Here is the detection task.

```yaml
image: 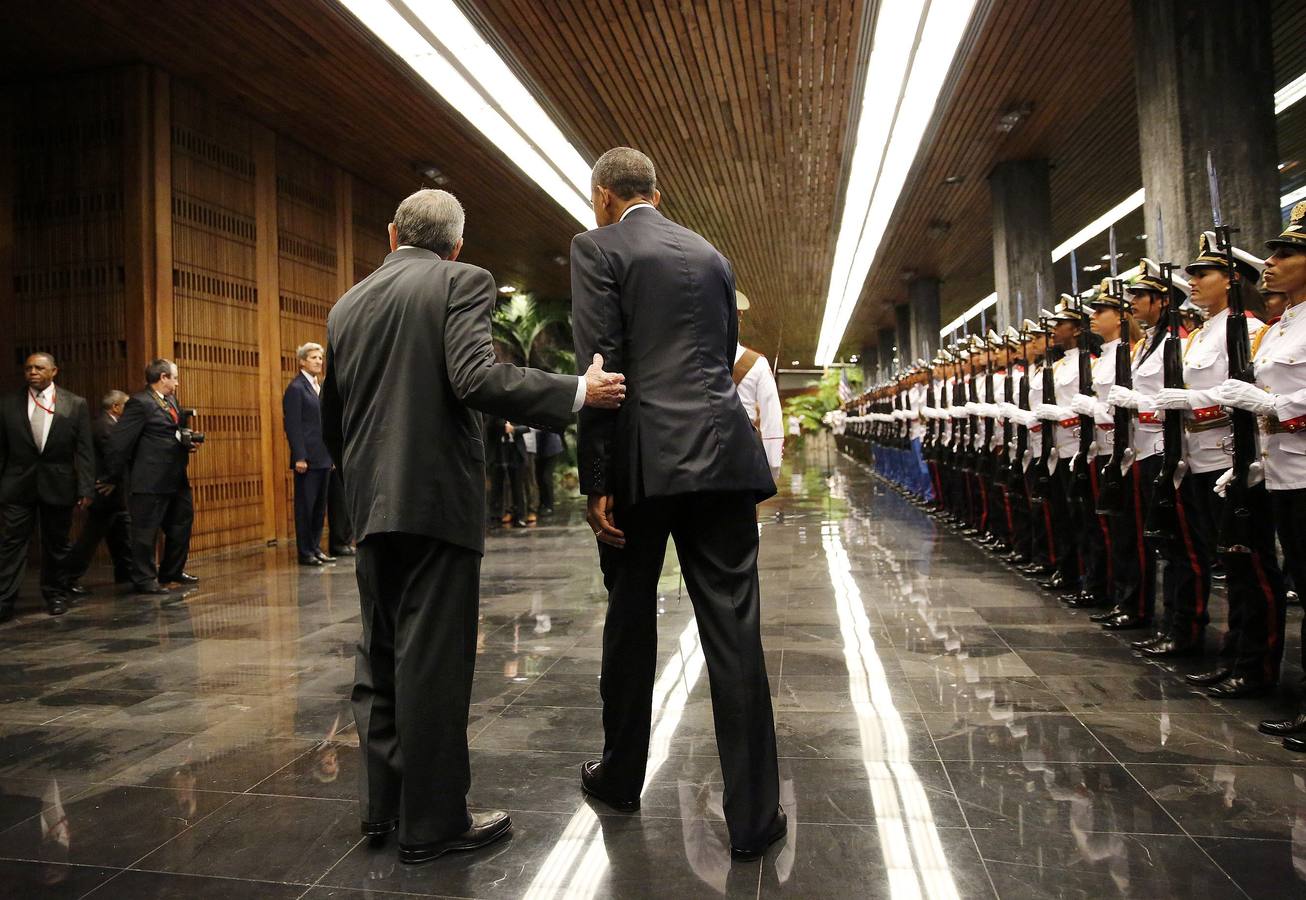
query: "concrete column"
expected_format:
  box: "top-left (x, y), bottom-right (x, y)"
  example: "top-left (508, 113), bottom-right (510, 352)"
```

top-left (1132, 0), bottom-right (1278, 264)
top-left (908, 277), bottom-right (941, 362)
top-left (862, 345), bottom-right (878, 386)
top-left (894, 304), bottom-right (911, 369)
top-left (991, 159), bottom-right (1055, 330)
top-left (877, 327), bottom-right (895, 381)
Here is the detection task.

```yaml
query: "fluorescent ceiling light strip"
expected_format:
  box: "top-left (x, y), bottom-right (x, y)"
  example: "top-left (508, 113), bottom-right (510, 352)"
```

top-left (1283, 183), bottom-right (1306, 208)
top-left (339, 0), bottom-right (592, 226)
top-left (1050, 189), bottom-right (1145, 261)
top-left (1276, 70), bottom-right (1306, 115)
top-left (816, 0), bottom-right (979, 366)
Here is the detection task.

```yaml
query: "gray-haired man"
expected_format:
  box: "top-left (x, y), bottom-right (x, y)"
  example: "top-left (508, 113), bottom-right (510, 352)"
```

top-left (284, 341), bottom-right (334, 566)
top-left (322, 188), bottom-right (625, 864)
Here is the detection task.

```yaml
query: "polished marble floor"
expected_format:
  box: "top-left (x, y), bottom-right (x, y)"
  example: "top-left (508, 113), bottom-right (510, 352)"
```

top-left (2, 439), bottom-right (1305, 898)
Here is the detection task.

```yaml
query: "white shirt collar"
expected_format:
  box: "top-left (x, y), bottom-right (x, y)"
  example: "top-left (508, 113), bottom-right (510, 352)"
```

top-left (620, 202), bottom-right (655, 222)
top-left (1101, 338), bottom-right (1120, 352)
top-left (301, 368), bottom-right (318, 384)
top-left (30, 384), bottom-right (52, 400)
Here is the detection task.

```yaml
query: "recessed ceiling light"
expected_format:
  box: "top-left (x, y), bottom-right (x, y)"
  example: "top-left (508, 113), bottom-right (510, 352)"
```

top-left (498, 285), bottom-right (516, 294)
top-left (791, 360), bottom-right (800, 366)
top-left (942, 174), bottom-right (963, 185)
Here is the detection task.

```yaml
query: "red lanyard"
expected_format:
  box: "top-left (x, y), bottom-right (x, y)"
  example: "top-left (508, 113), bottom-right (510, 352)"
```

top-left (30, 387), bottom-right (55, 415)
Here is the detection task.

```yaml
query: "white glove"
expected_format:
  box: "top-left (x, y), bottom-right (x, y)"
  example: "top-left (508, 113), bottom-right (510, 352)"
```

top-left (997, 402), bottom-right (1016, 420)
top-left (1153, 388), bottom-right (1196, 411)
top-left (1070, 395), bottom-right (1097, 417)
top-left (1093, 402), bottom-right (1113, 425)
top-left (1214, 468), bottom-right (1233, 498)
top-left (964, 402), bottom-right (980, 416)
top-left (949, 408), bottom-right (966, 420)
top-left (1034, 404), bottom-right (1067, 421)
top-left (1215, 379), bottom-right (1276, 416)
top-left (1015, 409), bottom-right (1038, 428)
top-left (1108, 385), bottom-right (1142, 409)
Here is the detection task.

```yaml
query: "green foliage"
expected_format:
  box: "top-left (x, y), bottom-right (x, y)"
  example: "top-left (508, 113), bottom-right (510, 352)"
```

top-left (782, 366), bottom-right (862, 433)
top-left (491, 293), bottom-right (573, 372)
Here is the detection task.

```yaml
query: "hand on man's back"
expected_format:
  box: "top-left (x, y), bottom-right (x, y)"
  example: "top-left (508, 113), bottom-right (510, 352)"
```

top-left (584, 354), bottom-right (626, 409)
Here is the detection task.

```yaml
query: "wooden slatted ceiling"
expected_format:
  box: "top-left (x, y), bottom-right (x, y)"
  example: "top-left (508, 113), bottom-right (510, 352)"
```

top-left (456, 0), bottom-right (875, 365)
top-left (846, 0), bottom-right (1138, 345)
top-left (0, 0), bottom-right (579, 298)
top-left (852, 0), bottom-right (1306, 346)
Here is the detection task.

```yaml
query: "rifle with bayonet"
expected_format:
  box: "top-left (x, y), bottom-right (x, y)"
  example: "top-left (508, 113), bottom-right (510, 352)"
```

top-left (1031, 318), bottom-right (1057, 503)
top-left (1206, 154), bottom-right (1259, 554)
top-left (1072, 297), bottom-right (1096, 505)
top-left (1009, 327), bottom-right (1032, 493)
top-left (1143, 263), bottom-right (1186, 542)
top-left (1096, 278), bottom-right (1134, 516)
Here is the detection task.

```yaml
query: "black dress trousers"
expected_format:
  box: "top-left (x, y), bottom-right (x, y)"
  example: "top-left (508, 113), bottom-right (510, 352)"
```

top-left (1110, 457), bottom-right (1157, 621)
top-left (127, 487), bottom-right (193, 588)
top-left (596, 490), bottom-right (779, 850)
top-left (293, 467), bottom-right (330, 559)
top-left (1225, 483), bottom-right (1288, 682)
top-left (327, 468), bottom-right (354, 552)
top-left (0, 502), bottom-right (74, 608)
top-left (68, 490), bottom-right (133, 583)
top-left (351, 532), bottom-right (480, 845)
top-left (1272, 489), bottom-right (1306, 670)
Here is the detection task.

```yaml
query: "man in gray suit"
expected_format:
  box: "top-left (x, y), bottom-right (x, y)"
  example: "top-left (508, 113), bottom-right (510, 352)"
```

top-left (571, 148), bottom-right (784, 859)
top-left (322, 189), bottom-right (624, 865)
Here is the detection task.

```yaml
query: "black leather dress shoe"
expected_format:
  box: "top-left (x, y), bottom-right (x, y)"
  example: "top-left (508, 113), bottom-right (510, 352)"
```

top-left (731, 807), bottom-right (788, 860)
top-left (1039, 573), bottom-right (1067, 591)
top-left (1019, 564), bottom-right (1053, 576)
top-left (68, 584), bottom-right (90, 597)
top-left (1285, 736), bottom-right (1306, 752)
top-left (580, 760), bottom-right (640, 811)
top-left (398, 810), bottom-right (511, 865)
top-left (1185, 667), bottom-right (1233, 687)
top-left (1063, 592), bottom-right (1101, 609)
top-left (330, 546), bottom-right (356, 557)
top-left (1258, 712), bottom-right (1306, 736)
top-left (1206, 674), bottom-right (1272, 699)
top-left (988, 542), bottom-right (1011, 554)
top-left (315, 551), bottom-right (336, 563)
top-left (1130, 632), bottom-right (1167, 651)
top-left (45, 598), bottom-right (68, 616)
top-left (167, 573), bottom-right (200, 585)
top-left (361, 817), bottom-right (399, 843)
top-left (1141, 637), bottom-right (1203, 658)
top-left (135, 583), bottom-right (172, 595)
top-left (1102, 614), bottom-right (1151, 631)
top-left (1089, 607), bottom-right (1124, 623)
top-left (298, 555), bottom-right (323, 567)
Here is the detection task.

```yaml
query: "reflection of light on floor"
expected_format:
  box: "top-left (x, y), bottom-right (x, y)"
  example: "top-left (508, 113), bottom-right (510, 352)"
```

top-left (522, 619), bottom-right (705, 900)
top-left (822, 523), bottom-right (960, 900)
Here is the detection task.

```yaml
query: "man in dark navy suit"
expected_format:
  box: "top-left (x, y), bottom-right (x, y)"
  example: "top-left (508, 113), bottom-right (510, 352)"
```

top-left (571, 148), bottom-right (784, 859)
top-left (107, 358), bottom-right (199, 595)
top-left (284, 342), bottom-right (336, 566)
top-left (0, 352), bottom-right (95, 620)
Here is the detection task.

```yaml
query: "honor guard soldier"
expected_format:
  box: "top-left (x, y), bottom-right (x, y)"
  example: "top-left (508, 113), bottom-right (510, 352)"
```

top-left (1217, 204), bottom-right (1306, 739)
top-left (1152, 232), bottom-right (1285, 688)
top-left (1032, 298), bottom-right (1092, 598)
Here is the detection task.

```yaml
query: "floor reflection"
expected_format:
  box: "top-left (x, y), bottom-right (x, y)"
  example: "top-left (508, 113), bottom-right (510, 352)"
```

top-left (0, 438), bottom-right (1303, 897)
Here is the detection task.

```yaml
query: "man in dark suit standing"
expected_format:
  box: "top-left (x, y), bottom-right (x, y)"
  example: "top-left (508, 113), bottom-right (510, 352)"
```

top-left (321, 188), bottom-right (625, 864)
top-left (0, 352), bottom-right (95, 620)
top-left (485, 416), bottom-right (528, 528)
top-left (284, 342), bottom-right (336, 566)
top-left (67, 389), bottom-right (134, 591)
top-left (571, 148), bottom-right (784, 859)
top-left (107, 359), bottom-right (200, 595)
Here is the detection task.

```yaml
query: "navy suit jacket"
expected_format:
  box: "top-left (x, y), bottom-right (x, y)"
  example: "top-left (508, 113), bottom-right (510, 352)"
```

top-left (571, 206), bottom-right (774, 505)
top-left (283, 373), bottom-right (332, 470)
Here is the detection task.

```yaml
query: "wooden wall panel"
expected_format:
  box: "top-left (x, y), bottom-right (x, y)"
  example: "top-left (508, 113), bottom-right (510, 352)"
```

top-left (351, 176), bottom-right (392, 285)
top-left (170, 79), bottom-right (264, 553)
top-left (9, 72), bottom-right (128, 406)
top-left (276, 139), bottom-right (339, 540)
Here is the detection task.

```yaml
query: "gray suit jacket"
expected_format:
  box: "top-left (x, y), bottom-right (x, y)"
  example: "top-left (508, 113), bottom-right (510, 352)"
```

top-left (571, 206), bottom-right (774, 505)
top-left (322, 247), bottom-right (577, 554)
